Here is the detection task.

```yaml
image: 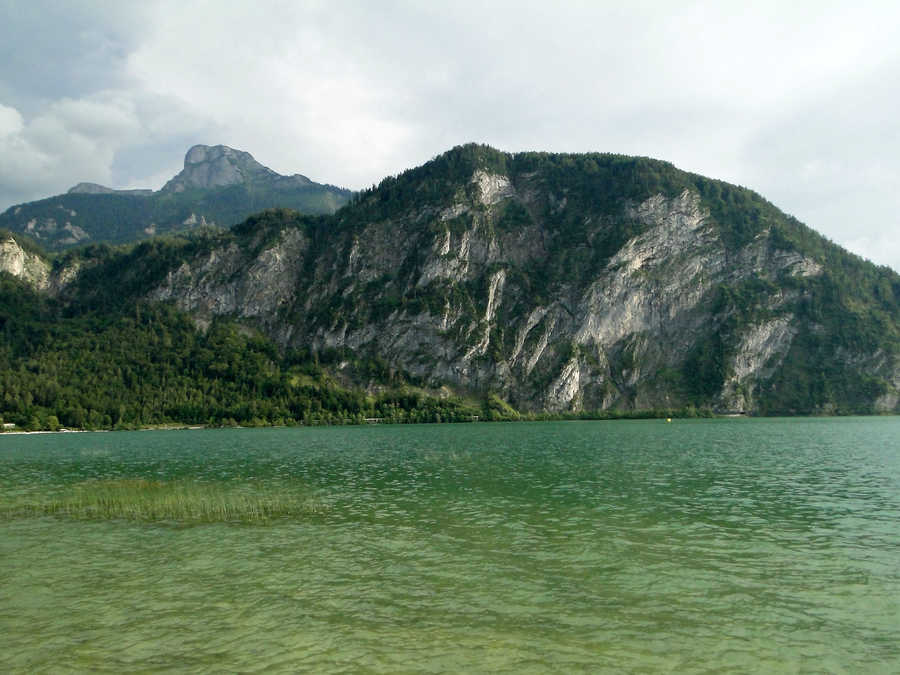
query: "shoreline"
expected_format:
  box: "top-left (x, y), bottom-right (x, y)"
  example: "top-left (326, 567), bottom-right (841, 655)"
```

top-left (1, 413), bottom-right (898, 436)
top-left (0, 424), bottom-right (207, 435)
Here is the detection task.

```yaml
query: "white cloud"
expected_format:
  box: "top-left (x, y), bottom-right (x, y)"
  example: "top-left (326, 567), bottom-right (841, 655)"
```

top-left (0, 94), bottom-right (136, 204)
top-left (122, 1), bottom-right (419, 187)
top-left (735, 56), bottom-right (900, 270)
top-left (0, 92), bottom-right (216, 206)
top-left (0, 104), bottom-right (25, 136)
top-left (843, 234), bottom-right (900, 271)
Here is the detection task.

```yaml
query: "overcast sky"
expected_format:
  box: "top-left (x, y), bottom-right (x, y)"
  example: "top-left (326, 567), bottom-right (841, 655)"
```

top-left (1, 1), bottom-right (898, 270)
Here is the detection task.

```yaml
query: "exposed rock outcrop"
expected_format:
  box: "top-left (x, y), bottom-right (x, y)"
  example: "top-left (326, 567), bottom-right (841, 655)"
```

top-left (149, 146), bottom-right (889, 414)
top-left (0, 236), bottom-right (50, 290)
top-left (161, 145), bottom-right (316, 194)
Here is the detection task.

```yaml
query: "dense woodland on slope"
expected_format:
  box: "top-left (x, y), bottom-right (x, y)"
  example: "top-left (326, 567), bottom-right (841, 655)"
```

top-left (0, 266), bottom-right (673, 431)
top-left (1, 259), bottom-right (494, 430)
top-left (1, 145), bottom-right (899, 430)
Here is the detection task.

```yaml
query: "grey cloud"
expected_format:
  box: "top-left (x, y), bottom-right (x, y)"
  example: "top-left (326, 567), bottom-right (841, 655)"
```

top-left (0, 1), bottom-right (150, 115)
top-left (740, 58), bottom-right (900, 269)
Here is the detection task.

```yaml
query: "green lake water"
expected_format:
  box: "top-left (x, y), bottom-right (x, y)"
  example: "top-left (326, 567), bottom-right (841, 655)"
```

top-left (1, 418), bottom-right (898, 673)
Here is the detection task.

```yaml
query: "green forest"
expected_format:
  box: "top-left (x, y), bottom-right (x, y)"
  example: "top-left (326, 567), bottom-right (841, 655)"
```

top-left (0, 271), bottom-right (496, 430)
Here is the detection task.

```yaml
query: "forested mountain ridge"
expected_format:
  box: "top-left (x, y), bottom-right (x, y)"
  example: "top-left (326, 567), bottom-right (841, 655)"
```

top-left (0, 145), bottom-right (352, 251)
top-left (1, 144), bottom-right (898, 430)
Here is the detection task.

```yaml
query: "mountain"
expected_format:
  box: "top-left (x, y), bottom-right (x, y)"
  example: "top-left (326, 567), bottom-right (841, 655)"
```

top-left (0, 145), bottom-right (352, 250)
top-left (1, 144), bottom-right (899, 430)
top-left (68, 183), bottom-right (154, 196)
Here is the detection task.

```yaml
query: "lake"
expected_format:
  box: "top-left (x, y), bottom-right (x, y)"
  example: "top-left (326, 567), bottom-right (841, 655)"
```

top-left (1, 418), bottom-right (898, 673)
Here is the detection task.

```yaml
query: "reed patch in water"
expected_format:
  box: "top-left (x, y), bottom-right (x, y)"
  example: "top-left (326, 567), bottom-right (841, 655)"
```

top-left (0, 479), bottom-right (326, 523)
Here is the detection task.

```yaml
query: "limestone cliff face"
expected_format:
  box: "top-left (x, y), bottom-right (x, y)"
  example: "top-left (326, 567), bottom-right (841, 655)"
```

top-left (162, 145), bottom-right (271, 193)
top-left (0, 235), bottom-right (83, 294)
top-left (148, 148), bottom-right (896, 414)
top-left (161, 145), bottom-right (314, 194)
top-left (149, 227), bottom-right (309, 338)
top-left (0, 236), bottom-right (50, 290)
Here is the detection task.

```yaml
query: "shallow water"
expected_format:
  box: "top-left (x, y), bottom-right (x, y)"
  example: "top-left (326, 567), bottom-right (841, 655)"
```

top-left (1, 418), bottom-right (899, 672)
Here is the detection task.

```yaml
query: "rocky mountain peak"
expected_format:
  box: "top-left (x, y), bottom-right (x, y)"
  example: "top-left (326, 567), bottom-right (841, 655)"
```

top-left (184, 144), bottom-right (257, 168)
top-left (161, 144), bottom-right (280, 193)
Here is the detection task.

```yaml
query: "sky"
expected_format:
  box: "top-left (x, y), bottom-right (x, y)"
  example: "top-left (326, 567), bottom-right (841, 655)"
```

top-left (1, 1), bottom-right (899, 271)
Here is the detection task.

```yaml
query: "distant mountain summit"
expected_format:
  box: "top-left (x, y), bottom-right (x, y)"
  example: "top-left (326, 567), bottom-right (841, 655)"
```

top-left (67, 183), bottom-right (154, 196)
top-left (0, 145), bottom-right (352, 250)
top-left (161, 144), bottom-right (314, 193)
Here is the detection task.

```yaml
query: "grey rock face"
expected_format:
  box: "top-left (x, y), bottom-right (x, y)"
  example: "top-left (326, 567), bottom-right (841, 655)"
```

top-left (149, 228), bottom-right (309, 337)
top-left (719, 316), bottom-right (797, 411)
top-left (0, 235), bottom-right (84, 294)
top-left (0, 236), bottom-right (50, 290)
top-left (147, 158), bottom-right (893, 414)
top-left (161, 145), bottom-right (279, 193)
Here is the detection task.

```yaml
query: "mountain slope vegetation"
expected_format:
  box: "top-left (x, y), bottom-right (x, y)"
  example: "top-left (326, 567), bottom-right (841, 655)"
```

top-left (1, 145), bottom-right (898, 430)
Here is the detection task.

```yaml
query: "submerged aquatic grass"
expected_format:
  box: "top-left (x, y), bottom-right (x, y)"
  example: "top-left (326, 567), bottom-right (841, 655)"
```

top-left (0, 478), bottom-right (326, 523)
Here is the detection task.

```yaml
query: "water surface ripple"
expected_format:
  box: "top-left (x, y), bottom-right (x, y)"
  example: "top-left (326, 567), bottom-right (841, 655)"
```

top-left (1, 418), bottom-right (898, 672)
